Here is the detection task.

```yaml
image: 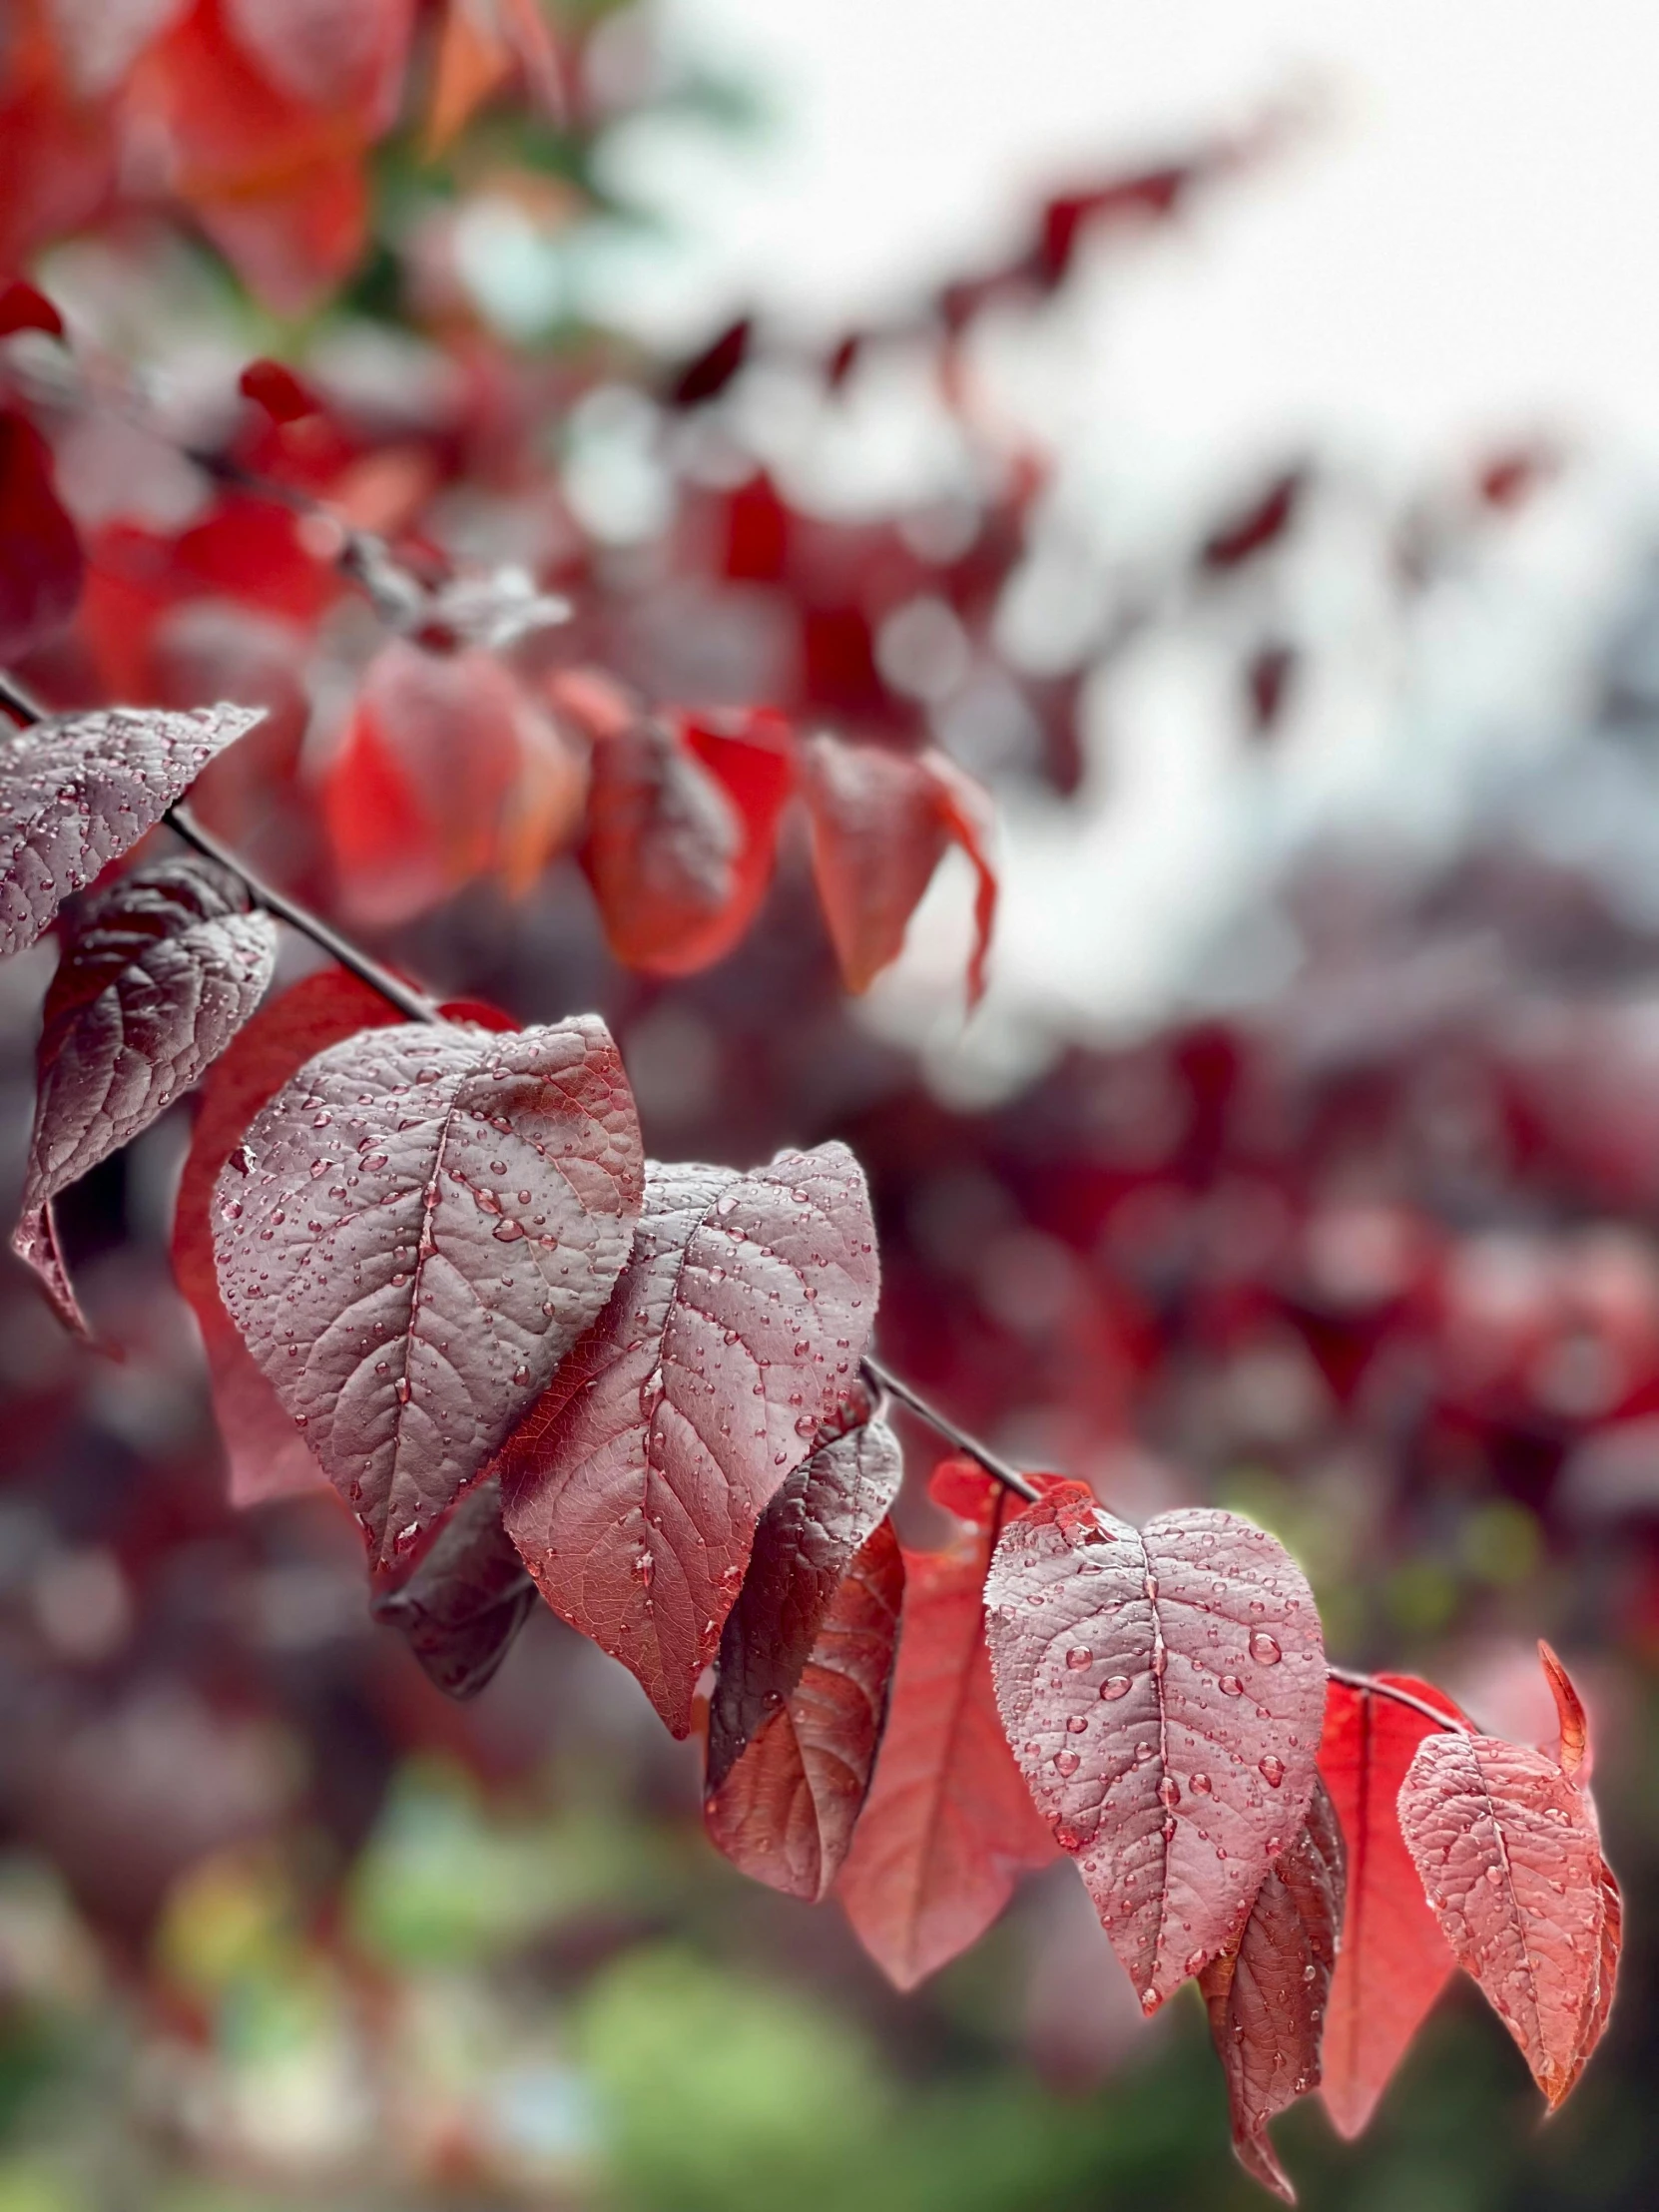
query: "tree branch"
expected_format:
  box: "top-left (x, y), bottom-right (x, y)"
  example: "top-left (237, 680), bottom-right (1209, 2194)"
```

top-left (1325, 1664), bottom-right (1469, 1734)
top-left (1, 674), bottom-right (444, 1024)
top-left (861, 1354), bottom-right (1040, 1502)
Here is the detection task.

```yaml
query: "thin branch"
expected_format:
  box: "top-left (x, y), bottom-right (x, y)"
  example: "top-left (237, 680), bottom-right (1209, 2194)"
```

top-left (861, 1354), bottom-right (1040, 1502)
top-left (1326, 1663), bottom-right (1469, 1734)
top-left (167, 805), bottom-right (445, 1026)
top-left (0, 670), bottom-right (445, 1024)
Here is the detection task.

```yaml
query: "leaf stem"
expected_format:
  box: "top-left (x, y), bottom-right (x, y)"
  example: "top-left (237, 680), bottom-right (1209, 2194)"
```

top-left (0, 670), bottom-right (444, 1025)
top-left (860, 1354), bottom-right (1040, 1502)
top-left (1326, 1664), bottom-right (1469, 1734)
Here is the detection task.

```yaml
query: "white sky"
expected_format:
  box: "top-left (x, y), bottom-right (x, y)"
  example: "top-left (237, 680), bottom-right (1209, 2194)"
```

top-left (597, 0), bottom-right (1659, 1085)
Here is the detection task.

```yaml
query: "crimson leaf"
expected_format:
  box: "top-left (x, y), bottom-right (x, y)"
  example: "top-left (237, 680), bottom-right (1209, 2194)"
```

top-left (213, 1016), bottom-right (644, 1564)
top-left (0, 704), bottom-right (263, 959)
top-left (835, 1461), bottom-right (1058, 1988)
top-left (173, 968), bottom-right (402, 1509)
top-left (12, 857), bottom-right (277, 1332)
top-left (707, 1514), bottom-right (903, 1903)
top-left (369, 1473), bottom-right (538, 1700)
top-left (1317, 1673), bottom-right (1464, 2139)
top-left (498, 1144), bottom-right (880, 1737)
top-left (1396, 1646), bottom-right (1621, 2108)
top-left (704, 1407), bottom-right (904, 1900)
top-left (0, 407), bottom-right (83, 662)
top-left (799, 734), bottom-right (997, 1004)
top-left (983, 1480), bottom-right (1327, 2011)
top-left (1199, 1778), bottom-right (1346, 2203)
top-left (579, 712), bottom-right (746, 975)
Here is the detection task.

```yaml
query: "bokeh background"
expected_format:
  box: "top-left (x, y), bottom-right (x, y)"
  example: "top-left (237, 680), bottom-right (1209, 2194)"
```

top-left (3, 2), bottom-right (1659, 2206)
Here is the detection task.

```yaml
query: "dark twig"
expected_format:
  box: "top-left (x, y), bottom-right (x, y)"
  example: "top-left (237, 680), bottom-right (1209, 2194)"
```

top-left (0, 671), bottom-right (445, 1024)
top-left (861, 1354), bottom-right (1041, 1502)
top-left (1326, 1663), bottom-right (1470, 1734)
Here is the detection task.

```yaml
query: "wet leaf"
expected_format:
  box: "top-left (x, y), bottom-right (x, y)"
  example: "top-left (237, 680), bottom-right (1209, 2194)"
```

top-left (174, 968), bottom-right (402, 1508)
top-left (836, 1461), bottom-right (1057, 1987)
top-left (705, 1409), bottom-right (904, 1901)
top-left (1199, 1778), bottom-right (1346, 2203)
top-left (499, 1144), bottom-right (881, 1737)
top-left (983, 1480), bottom-right (1327, 2010)
top-left (1397, 1646), bottom-right (1620, 2109)
top-left (13, 857), bottom-right (276, 1330)
top-left (0, 703), bottom-right (263, 959)
top-left (213, 1016), bottom-right (643, 1563)
top-left (370, 1473), bottom-right (538, 1699)
top-left (1317, 1672), bottom-right (1464, 2139)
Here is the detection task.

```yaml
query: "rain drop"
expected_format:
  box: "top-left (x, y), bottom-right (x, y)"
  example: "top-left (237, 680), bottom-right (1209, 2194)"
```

top-left (1099, 1675), bottom-right (1131, 1701)
top-left (1249, 1630), bottom-right (1283, 1665)
top-left (1258, 1755), bottom-right (1285, 1788)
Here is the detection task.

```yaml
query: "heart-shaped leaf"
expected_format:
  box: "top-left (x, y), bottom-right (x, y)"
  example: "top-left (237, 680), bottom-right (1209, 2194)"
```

top-left (1397, 1648), bottom-right (1620, 2109)
top-left (499, 1143), bottom-right (880, 1736)
top-left (213, 1015), bottom-right (644, 1562)
top-left (983, 1481), bottom-right (1327, 2010)
top-left (13, 857), bottom-right (276, 1331)
top-left (705, 1406), bottom-right (904, 1900)
top-left (1199, 1778), bottom-right (1346, 2203)
top-left (370, 1473), bottom-right (538, 1700)
top-left (835, 1461), bottom-right (1058, 1988)
top-left (1317, 1673), bottom-right (1464, 2139)
top-left (0, 703), bottom-right (263, 958)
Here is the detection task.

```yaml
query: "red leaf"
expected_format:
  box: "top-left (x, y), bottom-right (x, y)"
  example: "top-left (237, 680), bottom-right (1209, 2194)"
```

top-left (423, 0), bottom-right (563, 155)
top-left (667, 316), bottom-right (753, 409)
top-left (323, 641), bottom-right (552, 925)
top-left (1200, 468), bottom-right (1305, 572)
top-left (173, 968), bottom-right (402, 1509)
top-left (0, 278), bottom-right (65, 338)
top-left (1199, 1779), bottom-right (1346, 2203)
top-left (1396, 1649), bottom-right (1621, 2109)
top-left (0, 407), bottom-right (84, 661)
top-left (1317, 1672), bottom-right (1465, 2139)
top-left (12, 857), bottom-right (276, 1329)
top-left (704, 1409), bottom-right (903, 1901)
top-left (499, 1144), bottom-right (881, 1737)
top-left (219, 0), bottom-right (413, 122)
top-left (212, 1016), bottom-right (644, 1564)
top-left (578, 713), bottom-right (747, 975)
top-left (799, 735), bottom-right (997, 1004)
top-left (982, 1482), bottom-right (1327, 2011)
top-left (0, 703), bottom-right (263, 958)
top-left (1538, 1638), bottom-right (1589, 1777)
top-left (708, 1514), bottom-right (904, 1905)
top-left (680, 706), bottom-right (796, 948)
top-left (369, 1472), bottom-right (538, 1699)
top-left (239, 357), bottom-right (320, 424)
top-left (835, 1461), bottom-right (1058, 1988)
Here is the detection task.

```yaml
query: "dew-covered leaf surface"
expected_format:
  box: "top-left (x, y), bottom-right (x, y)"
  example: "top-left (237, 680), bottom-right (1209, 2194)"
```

top-left (1199, 1778), bottom-right (1346, 2203)
top-left (983, 1480), bottom-right (1327, 2009)
top-left (706, 1512), bottom-right (904, 1902)
top-left (213, 1016), bottom-right (643, 1560)
top-left (1397, 1650), bottom-right (1620, 2109)
top-left (370, 1472), bottom-right (539, 1700)
top-left (0, 704), bottom-right (263, 957)
top-left (174, 968), bottom-right (401, 1508)
top-left (498, 1144), bottom-right (880, 1736)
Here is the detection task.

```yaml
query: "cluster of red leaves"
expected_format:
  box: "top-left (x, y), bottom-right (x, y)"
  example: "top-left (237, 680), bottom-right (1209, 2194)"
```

top-left (0, 24), bottom-right (1632, 2203)
top-left (0, 0), bottom-right (564, 314)
top-left (0, 686), bottom-right (1625, 2197)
